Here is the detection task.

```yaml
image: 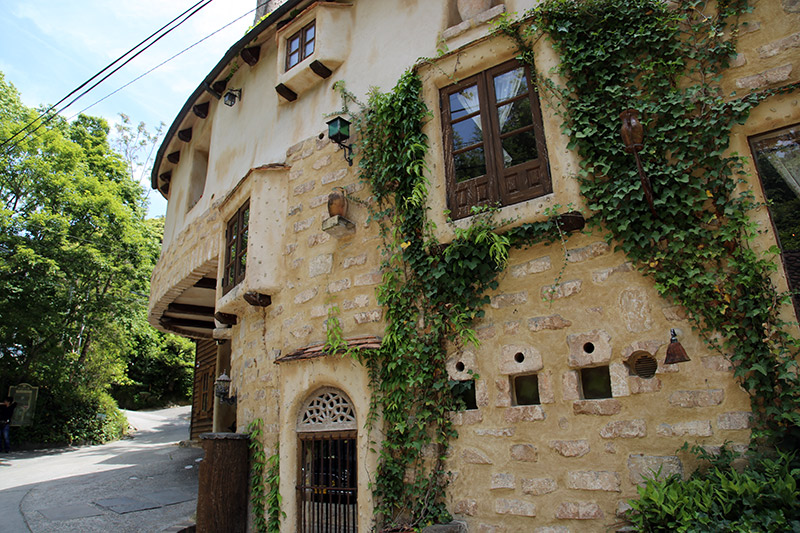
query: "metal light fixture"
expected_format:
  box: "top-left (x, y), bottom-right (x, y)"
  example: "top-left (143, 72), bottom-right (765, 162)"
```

top-left (664, 329), bottom-right (691, 364)
top-left (327, 116), bottom-right (354, 166)
top-left (223, 88), bottom-right (242, 107)
top-left (214, 371), bottom-right (237, 404)
top-left (620, 109), bottom-right (657, 217)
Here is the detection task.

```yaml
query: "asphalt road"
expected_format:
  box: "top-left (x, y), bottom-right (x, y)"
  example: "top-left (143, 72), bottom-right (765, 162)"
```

top-left (0, 405), bottom-right (202, 533)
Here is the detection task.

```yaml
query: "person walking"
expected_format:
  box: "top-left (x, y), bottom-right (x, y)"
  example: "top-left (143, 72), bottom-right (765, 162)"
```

top-left (0, 396), bottom-right (17, 453)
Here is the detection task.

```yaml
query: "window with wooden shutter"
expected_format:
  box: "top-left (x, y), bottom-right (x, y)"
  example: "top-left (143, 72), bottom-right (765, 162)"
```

top-left (441, 59), bottom-right (551, 220)
top-left (222, 200), bottom-right (249, 295)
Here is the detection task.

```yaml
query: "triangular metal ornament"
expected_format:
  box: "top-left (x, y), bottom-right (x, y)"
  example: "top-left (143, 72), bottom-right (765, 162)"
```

top-left (664, 329), bottom-right (690, 364)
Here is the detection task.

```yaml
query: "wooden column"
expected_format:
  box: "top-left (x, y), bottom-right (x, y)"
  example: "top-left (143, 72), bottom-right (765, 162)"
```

top-left (197, 432), bottom-right (250, 533)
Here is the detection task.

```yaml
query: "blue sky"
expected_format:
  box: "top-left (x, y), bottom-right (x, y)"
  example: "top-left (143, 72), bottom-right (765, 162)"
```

top-left (0, 0), bottom-right (256, 217)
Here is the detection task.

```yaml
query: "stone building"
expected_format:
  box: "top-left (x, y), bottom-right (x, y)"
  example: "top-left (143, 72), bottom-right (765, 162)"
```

top-left (147, 0), bottom-right (800, 530)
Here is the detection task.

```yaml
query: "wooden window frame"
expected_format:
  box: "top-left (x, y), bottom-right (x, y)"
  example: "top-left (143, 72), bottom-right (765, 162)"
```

top-left (286, 20), bottom-right (316, 71)
top-left (441, 59), bottom-right (551, 220)
top-left (222, 200), bottom-right (249, 295)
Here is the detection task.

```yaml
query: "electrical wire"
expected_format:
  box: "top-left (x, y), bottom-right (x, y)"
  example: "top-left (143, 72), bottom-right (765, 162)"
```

top-left (0, 0), bottom-right (216, 153)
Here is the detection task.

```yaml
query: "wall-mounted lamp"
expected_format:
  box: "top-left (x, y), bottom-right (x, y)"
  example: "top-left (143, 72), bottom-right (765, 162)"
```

top-left (223, 88), bottom-right (242, 107)
top-left (214, 371), bottom-right (237, 404)
top-left (620, 109), bottom-right (656, 217)
top-left (664, 329), bottom-right (691, 364)
top-left (327, 116), bottom-right (354, 166)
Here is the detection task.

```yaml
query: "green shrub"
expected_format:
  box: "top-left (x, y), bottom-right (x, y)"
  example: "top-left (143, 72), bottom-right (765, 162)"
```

top-left (626, 446), bottom-right (800, 532)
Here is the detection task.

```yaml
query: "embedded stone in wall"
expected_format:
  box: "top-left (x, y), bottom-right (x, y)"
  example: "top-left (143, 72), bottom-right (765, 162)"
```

top-left (510, 256), bottom-right (552, 278)
top-left (288, 203), bottom-right (302, 216)
top-left (451, 410), bottom-right (483, 426)
top-left (293, 180), bottom-right (315, 196)
top-left (573, 399), bottom-right (621, 416)
top-left (522, 477), bottom-right (557, 495)
top-left (291, 325), bottom-right (312, 339)
top-left (549, 440), bottom-right (590, 458)
top-left (718, 411), bottom-right (753, 430)
top-left (567, 471), bottom-right (621, 492)
top-left (628, 455), bottom-right (683, 485)
top-left (310, 304), bottom-right (334, 318)
top-left (609, 362), bottom-right (630, 397)
top-left (566, 330), bottom-right (612, 367)
top-left (504, 405), bottom-right (545, 423)
top-left (476, 525), bottom-right (501, 533)
top-left (495, 498), bottom-right (535, 517)
top-left (562, 371), bottom-right (580, 401)
top-left (453, 499), bottom-right (477, 516)
top-left (622, 340), bottom-right (664, 361)
top-left (729, 53), bottom-right (747, 68)
top-left (308, 253), bottom-right (333, 277)
top-left (735, 64), bottom-right (793, 89)
top-left (629, 376), bottom-right (661, 394)
top-left (342, 294), bottom-right (370, 310)
top-left (309, 193), bottom-right (329, 209)
top-left (321, 167), bottom-right (348, 185)
top-left (312, 154), bottom-right (332, 170)
top-left (510, 444), bottom-right (538, 462)
top-left (294, 288), bottom-right (318, 304)
top-left (616, 500), bottom-right (633, 518)
top-left (293, 216), bottom-right (314, 233)
top-left (475, 428), bottom-right (514, 437)
top-left (669, 389), bottom-right (724, 408)
top-left (534, 527), bottom-right (570, 533)
top-left (566, 241), bottom-right (610, 263)
top-left (528, 314), bottom-right (572, 332)
top-left (343, 253), bottom-right (367, 269)
top-left (476, 380), bottom-right (489, 408)
top-left (661, 305), bottom-right (688, 321)
top-left (504, 321), bottom-right (520, 335)
top-left (702, 355), bottom-right (733, 372)
top-left (491, 473), bottom-right (515, 490)
top-left (592, 262), bottom-right (633, 283)
top-left (657, 420), bottom-right (712, 437)
top-left (354, 271), bottom-right (382, 286)
top-left (288, 167), bottom-right (303, 181)
top-left (619, 288), bottom-right (652, 333)
top-left (285, 243), bottom-right (297, 256)
top-left (477, 325), bottom-right (496, 340)
top-left (785, 0), bottom-right (800, 12)
top-left (495, 378), bottom-right (511, 408)
top-left (541, 280), bottom-right (582, 301)
top-left (462, 448), bottom-right (493, 464)
top-left (539, 371), bottom-right (555, 404)
top-left (327, 278), bottom-right (351, 293)
top-left (555, 501), bottom-right (603, 520)
top-left (757, 32), bottom-right (800, 59)
top-left (354, 309), bottom-right (382, 324)
top-left (291, 258), bottom-right (304, 270)
top-left (448, 351), bottom-right (477, 381)
top-left (491, 291), bottom-right (528, 309)
top-left (308, 232), bottom-right (331, 247)
top-left (499, 344), bottom-right (543, 374)
top-left (600, 419), bottom-right (647, 439)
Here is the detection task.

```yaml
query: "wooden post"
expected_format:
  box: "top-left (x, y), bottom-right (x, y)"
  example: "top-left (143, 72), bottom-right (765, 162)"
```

top-left (197, 432), bottom-right (250, 533)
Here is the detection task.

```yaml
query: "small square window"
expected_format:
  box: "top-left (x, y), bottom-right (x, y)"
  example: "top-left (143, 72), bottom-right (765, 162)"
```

top-left (580, 366), bottom-right (612, 399)
top-left (453, 380), bottom-right (477, 410)
top-left (512, 374), bottom-right (540, 405)
top-left (286, 21), bottom-right (316, 70)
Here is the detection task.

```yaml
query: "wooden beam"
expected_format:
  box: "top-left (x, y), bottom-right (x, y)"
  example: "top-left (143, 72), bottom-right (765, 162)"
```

top-left (178, 127), bottom-right (193, 143)
top-left (214, 311), bottom-right (238, 325)
top-left (194, 277), bottom-right (217, 290)
top-left (240, 46), bottom-right (261, 66)
top-left (212, 79), bottom-right (228, 95)
top-left (159, 171), bottom-right (172, 183)
top-left (167, 303), bottom-right (215, 316)
top-left (192, 102), bottom-right (210, 119)
top-left (310, 60), bottom-right (332, 79)
top-left (167, 151), bottom-right (181, 164)
top-left (160, 317), bottom-right (215, 329)
top-left (275, 83), bottom-right (297, 102)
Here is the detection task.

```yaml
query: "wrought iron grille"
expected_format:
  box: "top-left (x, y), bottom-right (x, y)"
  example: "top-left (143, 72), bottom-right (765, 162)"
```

top-left (297, 431), bottom-right (357, 533)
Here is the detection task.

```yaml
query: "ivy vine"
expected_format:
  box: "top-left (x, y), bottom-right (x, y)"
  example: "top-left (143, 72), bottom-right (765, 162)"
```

top-left (247, 418), bottom-right (284, 533)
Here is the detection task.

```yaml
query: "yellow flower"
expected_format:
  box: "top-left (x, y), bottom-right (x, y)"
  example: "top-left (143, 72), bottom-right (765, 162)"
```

top-left (400, 241), bottom-right (411, 249)
top-left (649, 261), bottom-right (658, 268)
top-left (706, 190), bottom-right (713, 198)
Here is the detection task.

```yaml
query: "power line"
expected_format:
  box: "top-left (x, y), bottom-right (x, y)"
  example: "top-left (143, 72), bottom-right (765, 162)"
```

top-left (0, 0), bottom-right (216, 153)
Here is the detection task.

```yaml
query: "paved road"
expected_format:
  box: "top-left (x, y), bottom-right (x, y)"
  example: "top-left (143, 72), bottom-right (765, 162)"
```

top-left (0, 406), bottom-right (202, 533)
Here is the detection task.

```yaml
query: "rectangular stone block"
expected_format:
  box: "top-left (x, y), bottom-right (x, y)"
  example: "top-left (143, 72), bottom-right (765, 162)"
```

top-left (657, 420), bottom-right (712, 437)
top-left (669, 389), bottom-right (724, 408)
top-left (541, 280), bottom-right (582, 301)
top-left (491, 291), bottom-right (528, 309)
top-left (717, 411), bottom-right (753, 430)
top-left (522, 477), bottom-right (557, 495)
top-left (549, 439), bottom-right (590, 457)
top-left (600, 419), bottom-right (646, 439)
top-left (566, 241), bottom-right (610, 263)
top-left (510, 256), bottom-right (552, 278)
top-left (495, 498), bottom-right (535, 517)
top-left (503, 405), bottom-right (545, 423)
top-left (555, 501), bottom-right (603, 520)
top-left (490, 473), bottom-right (515, 490)
top-left (567, 470), bottom-right (621, 492)
top-left (573, 399), bottom-right (621, 416)
top-left (510, 444), bottom-right (538, 462)
top-left (528, 314), bottom-right (572, 332)
top-left (627, 454), bottom-right (683, 485)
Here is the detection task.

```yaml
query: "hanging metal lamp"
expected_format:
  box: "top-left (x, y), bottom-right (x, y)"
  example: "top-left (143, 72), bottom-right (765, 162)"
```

top-left (664, 329), bottom-right (691, 364)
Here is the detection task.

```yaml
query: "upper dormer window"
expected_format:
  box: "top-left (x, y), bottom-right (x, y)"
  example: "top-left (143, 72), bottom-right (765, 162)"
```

top-left (286, 21), bottom-right (316, 70)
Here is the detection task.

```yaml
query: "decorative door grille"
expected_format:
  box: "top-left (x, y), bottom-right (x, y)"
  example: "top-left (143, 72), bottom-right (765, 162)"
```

top-left (297, 431), bottom-right (357, 532)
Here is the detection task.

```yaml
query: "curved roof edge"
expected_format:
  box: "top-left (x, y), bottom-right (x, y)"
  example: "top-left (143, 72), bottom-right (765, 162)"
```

top-left (150, 0), bottom-right (305, 190)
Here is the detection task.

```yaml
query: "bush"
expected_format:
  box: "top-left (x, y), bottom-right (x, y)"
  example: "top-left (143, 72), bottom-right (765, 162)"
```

top-left (626, 445), bottom-right (800, 532)
top-left (15, 388), bottom-right (127, 447)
